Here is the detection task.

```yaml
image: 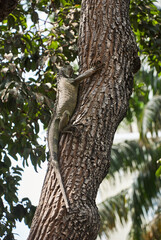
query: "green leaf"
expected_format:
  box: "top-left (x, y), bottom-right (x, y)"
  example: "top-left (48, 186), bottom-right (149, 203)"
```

top-left (156, 166), bottom-right (161, 177)
top-left (49, 41), bottom-right (59, 50)
top-left (31, 11), bottom-right (39, 24)
top-left (12, 204), bottom-right (27, 221)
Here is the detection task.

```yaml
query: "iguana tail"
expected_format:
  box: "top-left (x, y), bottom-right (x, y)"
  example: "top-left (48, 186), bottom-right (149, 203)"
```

top-left (48, 117), bottom-right (69, 210)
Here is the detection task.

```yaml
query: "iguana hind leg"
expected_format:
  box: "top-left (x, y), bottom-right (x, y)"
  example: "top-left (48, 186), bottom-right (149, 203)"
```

top-left (59, 110), bottom-right (71, 131)
top-left (62, 123), bottom-right (86, 137)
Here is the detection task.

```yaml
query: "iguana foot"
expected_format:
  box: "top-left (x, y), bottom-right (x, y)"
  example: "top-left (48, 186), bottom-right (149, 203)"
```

top-left (62, 123), bottom-right (85, 137)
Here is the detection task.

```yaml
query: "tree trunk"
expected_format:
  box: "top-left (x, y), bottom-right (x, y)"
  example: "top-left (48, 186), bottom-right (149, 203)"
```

top-left (27, 0), bottom-right (140, 239)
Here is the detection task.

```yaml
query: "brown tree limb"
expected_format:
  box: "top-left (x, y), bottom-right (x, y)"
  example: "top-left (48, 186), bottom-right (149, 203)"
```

top-left (27, 0), bottom-right (140, 239)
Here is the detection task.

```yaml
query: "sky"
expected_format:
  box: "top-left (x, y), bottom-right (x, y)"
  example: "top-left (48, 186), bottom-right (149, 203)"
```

top-left (156, 0), bottom-right (161, 7)
top-left (14, 164), bottom-right (47, 239)
top-left (13, 125), bottom-right (47, 239)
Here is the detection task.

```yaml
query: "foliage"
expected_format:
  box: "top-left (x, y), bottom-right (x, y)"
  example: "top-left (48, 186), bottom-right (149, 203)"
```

top-left (156, 158), bottom-right (161, 177)
top-left (0, 0), bottom-right (81, 238)
top-left (141, 95), bottom-right (161, 140)
top-left (98, 139), bottom-right (161, 239)
top-left (0, 0), bottom-right (161, 239)
top-left (98, 1), bottom-right (161, 238)
top-left (99, 74), bottom-right (161, 238)
top-left (98, 189), bottom-right (129, 236)
top-left (130, 0), bottom-right (161, 74)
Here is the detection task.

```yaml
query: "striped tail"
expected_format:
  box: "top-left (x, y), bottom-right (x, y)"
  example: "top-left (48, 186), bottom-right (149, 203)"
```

top-left (48, 117), bottom-right (69, 210)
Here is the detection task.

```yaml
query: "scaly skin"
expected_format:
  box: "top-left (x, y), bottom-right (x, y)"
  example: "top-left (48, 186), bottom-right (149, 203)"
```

top-left (48, 64), bottom-right (102, 210)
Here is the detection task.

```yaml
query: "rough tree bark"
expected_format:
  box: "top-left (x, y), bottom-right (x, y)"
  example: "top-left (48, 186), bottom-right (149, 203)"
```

top-left (28, 0), bottom-right (140, 239)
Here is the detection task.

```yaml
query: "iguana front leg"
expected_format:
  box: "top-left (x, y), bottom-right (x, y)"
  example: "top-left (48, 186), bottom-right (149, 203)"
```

top-left (67, 63), bottom-right (103, 84)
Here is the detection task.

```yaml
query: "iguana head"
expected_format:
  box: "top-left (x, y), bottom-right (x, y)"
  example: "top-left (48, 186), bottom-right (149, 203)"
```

top-left (59, 65), bottom-right (74, 78)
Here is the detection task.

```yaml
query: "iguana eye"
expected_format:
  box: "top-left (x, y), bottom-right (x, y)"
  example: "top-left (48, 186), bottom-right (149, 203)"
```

top-left (67, 66), bottom-right (73, 77)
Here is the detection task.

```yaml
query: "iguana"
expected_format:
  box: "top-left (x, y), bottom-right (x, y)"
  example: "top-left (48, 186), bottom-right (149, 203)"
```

top-left (48, 63), bottom-right (102, 210)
